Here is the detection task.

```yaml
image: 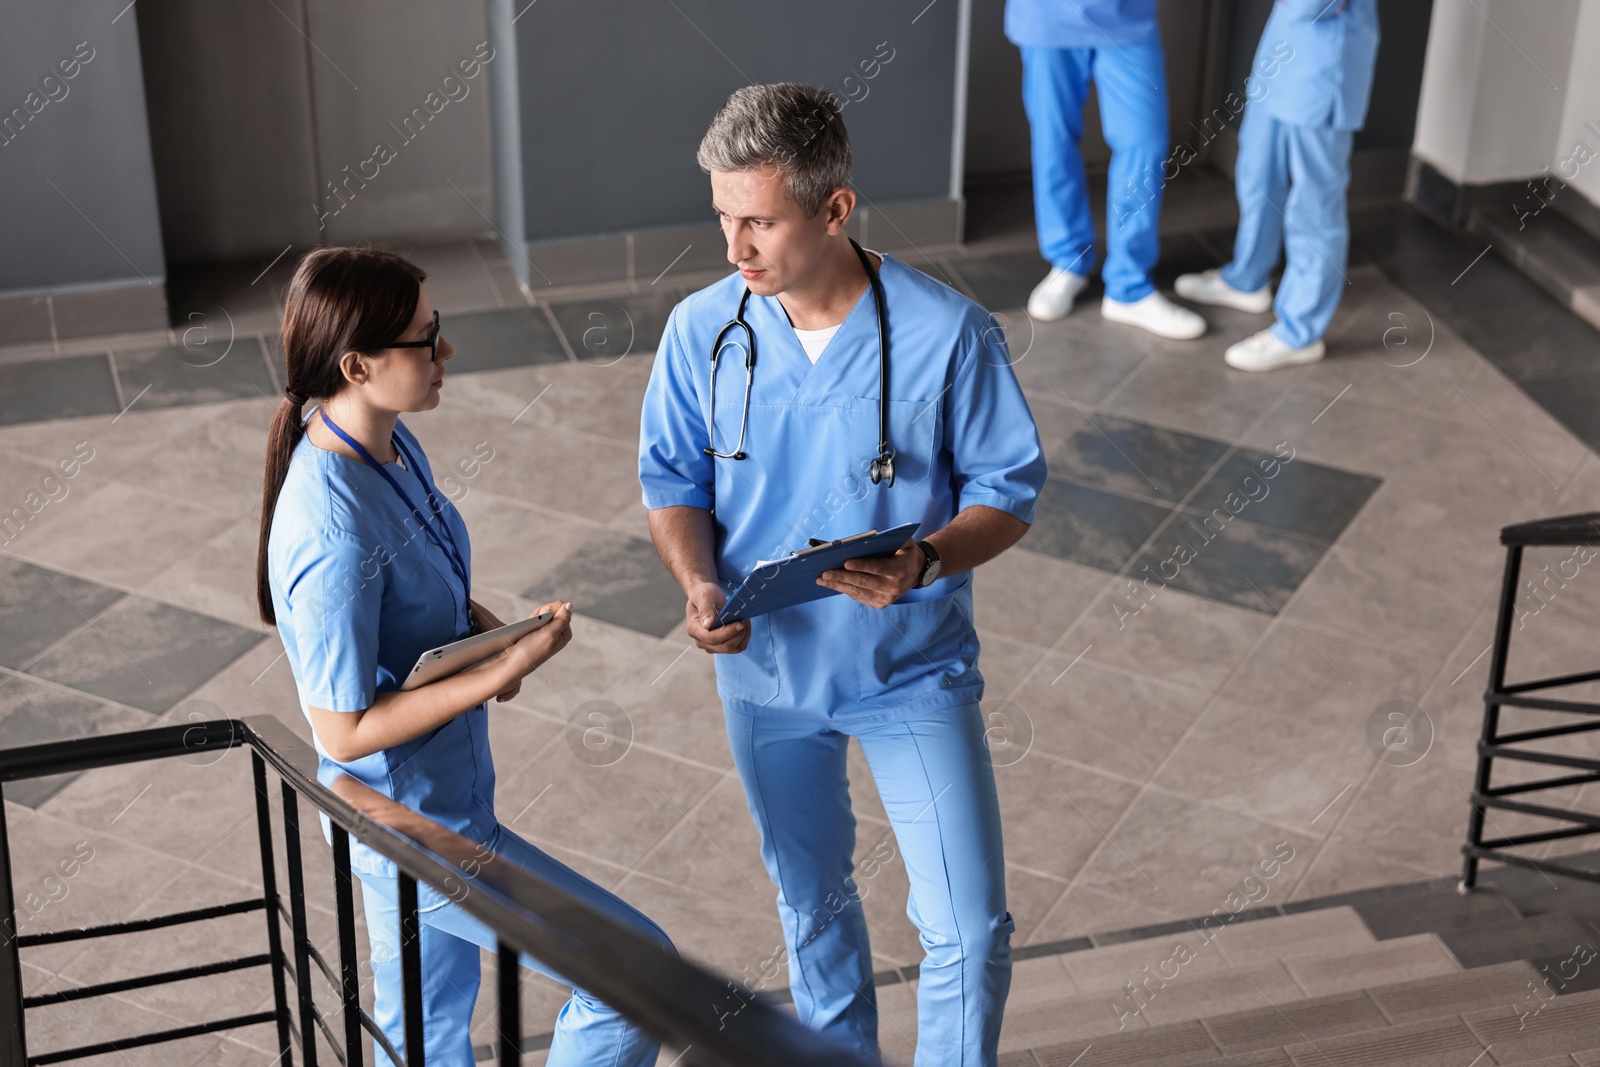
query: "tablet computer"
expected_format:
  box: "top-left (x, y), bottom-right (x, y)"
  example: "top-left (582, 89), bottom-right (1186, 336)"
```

top-left (400, 611), bottom-right (555, 691)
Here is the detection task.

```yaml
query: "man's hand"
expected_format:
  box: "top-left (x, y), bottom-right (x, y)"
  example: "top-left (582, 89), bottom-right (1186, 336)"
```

top-left (816, 540), bottom-right (924, 609)
top-left (686, 580), bottom-right (751, 655)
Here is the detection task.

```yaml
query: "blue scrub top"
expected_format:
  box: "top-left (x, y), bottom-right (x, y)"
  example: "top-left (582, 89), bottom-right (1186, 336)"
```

top-left (639, 254), bottom-right (1047, 723)
top-left (268, 417), bottom-right (496, 877)
top-left (1004, 0), bottom-right (1160, 49)
top-left (1252, 0), bottom-right (1379, 131)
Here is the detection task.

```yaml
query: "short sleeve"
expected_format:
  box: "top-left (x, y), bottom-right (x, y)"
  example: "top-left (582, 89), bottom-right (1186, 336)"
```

top-left (945, 311), bottom-right (1047, 524)
top-left (639, 304), bottom-right (716, 510)
top-left (281, 528), bottom-right (383, 713)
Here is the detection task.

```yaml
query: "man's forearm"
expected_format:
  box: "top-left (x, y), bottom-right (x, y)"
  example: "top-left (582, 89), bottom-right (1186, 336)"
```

top-left (923, 504), bottom-right (1030, 577)
top-left (646, 505), bottom-right (721, 591)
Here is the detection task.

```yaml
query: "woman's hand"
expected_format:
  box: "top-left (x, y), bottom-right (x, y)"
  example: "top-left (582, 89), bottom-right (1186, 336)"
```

top-left (685, 580), bottom-right (749, 654)
top-left (484, 601), bottom-right (573, 694)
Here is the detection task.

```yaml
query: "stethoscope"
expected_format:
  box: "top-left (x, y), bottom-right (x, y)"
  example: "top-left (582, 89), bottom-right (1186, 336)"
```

top-left (704, 236), bottom-right (896, 487)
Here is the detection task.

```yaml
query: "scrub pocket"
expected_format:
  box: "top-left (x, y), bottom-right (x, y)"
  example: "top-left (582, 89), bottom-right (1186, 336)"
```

top-left (850, 396), bottom-right (941, 488)
top-left (856, 585), bottom-right (974, 701)
top-left (715, 613), bottom-right (782, 706)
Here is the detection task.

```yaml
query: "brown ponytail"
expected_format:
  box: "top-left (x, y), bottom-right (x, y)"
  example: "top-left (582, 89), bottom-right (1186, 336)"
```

top-left (256, 247), bottom-right (427, 625)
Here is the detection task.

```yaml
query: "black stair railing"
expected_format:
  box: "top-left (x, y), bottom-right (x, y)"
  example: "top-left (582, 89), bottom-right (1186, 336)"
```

top-left (1461, 511), bottom-right (1600, 891)
top-left (0, 716), bottom-right (875, 1067)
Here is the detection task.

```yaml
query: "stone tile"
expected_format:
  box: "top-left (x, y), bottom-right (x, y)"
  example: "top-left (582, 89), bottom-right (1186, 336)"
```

top-left (1048, 412), bottom-right (1230, 505)
top-left (438, 353), bottom-right (656, 445)
top-left (597, 631), bottom-right (731, 769)
top-left (972, 630), bottom-right (1053, 705)
top-left (944, 249), bottom-right (1052, 314)
top-left (8, 479), bottom-right (235, 589)
top-left (1102, 346), bottom-right (1289, 441)
top-left (603, 872), bottom-right (783, 980)
top-left (25, 595), bottom-right (265, 714)
top-left (404, 238), bottom-right (509, 314)
top-left (993, 756), bottom-right (1141, 884)
top-left (139, 519), bottom-right (271, 633)
top-left (0, 674), bottom-right (151, 807)
top-left (1219, 619), bottom-right (1439, 724)
top-left (451, 491), bottom-right (602, 600)
top-left (1284, 836), bottom-right (1444, 905)
top-left (1012, 328), bottom-right (1150, 408)
top-left (111, 399), bottom-right (277, 521)
top-left (1008, 655), bottom-right (1208, 782)
top-left (971, 547), bottom-right (1108, 650)
top-left (0, 354), bottom-right (121, 425)
top-left (631, 771), bottom-right (774, 917)
top-left (524, 529), bottom-right (686, 638)
top-left (1031, 884), bottom-right (1179, 947)
top-left (110, 338), bottom-right (276, 411)
top-left (1152, 694), bottom-right (1377, 834)
top-left (1068, 584), bottom-right (1270, 694)
top-left (497, 738), bottom-right (721, 872)
top-left (1140, 960), bottom-right (1311, 1030)
top-left (548, 289), bottom-right (680, 365)
top-left (0, 557), bottom-right (125, 669)
top-left (1026, 478), bottom-right (1173, 574)
top-left (1129, 509), bottom-right (1330, 614)
top-left (442, 306), bottom-right (570, 372)
top-left (497, 612), bottom-right (659, 724)
top-left (1188, 449), bottom-right (1381, 544)
top-left (1201, 988), bottom-right (1386, 1054)
top-left (1073, 789), bottom-right (1318, 917)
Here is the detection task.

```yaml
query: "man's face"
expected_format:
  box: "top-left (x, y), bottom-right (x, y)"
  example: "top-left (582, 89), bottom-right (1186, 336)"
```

top-left (711, 166), bottom-right (845, 297)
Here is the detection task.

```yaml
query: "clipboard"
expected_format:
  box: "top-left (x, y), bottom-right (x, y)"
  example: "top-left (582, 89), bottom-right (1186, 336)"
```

top-left (712, 522), bottom-right (920, 628)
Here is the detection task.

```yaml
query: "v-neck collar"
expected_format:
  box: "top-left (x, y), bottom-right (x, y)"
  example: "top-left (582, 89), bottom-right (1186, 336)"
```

top-left (762, 251), bottom-right (889, 396)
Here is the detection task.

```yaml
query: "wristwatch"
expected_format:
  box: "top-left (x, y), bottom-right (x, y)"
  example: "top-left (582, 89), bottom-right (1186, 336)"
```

top-left (914, 539), bottom-right (942, 587)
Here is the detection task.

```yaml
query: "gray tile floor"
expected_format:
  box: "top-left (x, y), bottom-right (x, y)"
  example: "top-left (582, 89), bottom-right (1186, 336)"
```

top-left (5, 200), bottom-right (1600, 1064)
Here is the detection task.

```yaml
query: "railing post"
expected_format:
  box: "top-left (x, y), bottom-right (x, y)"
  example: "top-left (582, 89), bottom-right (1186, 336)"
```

top-left (497, 941), bottom-right (520, 1065)
top-left (0, 800), bottom-right (28, 1064)
top-left (253, 752), bottom-right (295, 1065)
top-left (331, 828), bottom-right (365, 1066)
top-left (282, 783), bottom-right (320, 1066)
top-left (1464, 543), bottom-right (1523, 890)
top-left (398, 875), bottom-right (425, 1067)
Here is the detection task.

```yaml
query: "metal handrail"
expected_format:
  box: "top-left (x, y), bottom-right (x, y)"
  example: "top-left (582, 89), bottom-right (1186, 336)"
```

top-left (0, 716), bottom-right (873, 1067)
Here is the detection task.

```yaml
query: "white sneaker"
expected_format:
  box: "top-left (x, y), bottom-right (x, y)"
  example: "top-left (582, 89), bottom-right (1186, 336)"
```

top-left (1224, 328), bottom-right (1325, 372)
top-left (1100, 291), bottom-right (1207, 340)
top-left (1027, 268), bottom-right (1090, 321)
top-left (1174, 268), bottom-right (1273, 313)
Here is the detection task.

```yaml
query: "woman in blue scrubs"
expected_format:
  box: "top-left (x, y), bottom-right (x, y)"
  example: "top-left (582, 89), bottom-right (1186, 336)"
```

top-left (642, 84), bottom-right (1048, 1066)
top-left (256, 247), bottom-right (672, 1066)
top-left (1176, 0), bottom-right (1380, 371)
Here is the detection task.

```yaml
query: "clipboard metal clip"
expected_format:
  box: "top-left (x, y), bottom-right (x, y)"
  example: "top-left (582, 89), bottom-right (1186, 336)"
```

top-left (792, 529), bottom-right (880, 557)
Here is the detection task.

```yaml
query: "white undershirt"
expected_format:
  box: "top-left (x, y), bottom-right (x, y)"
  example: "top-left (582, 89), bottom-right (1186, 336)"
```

top-left (792, 323), bottom-right (842, 364)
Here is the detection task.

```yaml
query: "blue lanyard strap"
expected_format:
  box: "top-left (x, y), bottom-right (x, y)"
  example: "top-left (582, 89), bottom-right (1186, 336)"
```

top-left (317, 410), bottom-right (472, 609)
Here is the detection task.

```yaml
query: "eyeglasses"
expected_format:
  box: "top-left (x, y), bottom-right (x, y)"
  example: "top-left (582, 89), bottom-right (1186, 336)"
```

top-left (385, 310), bottom-right (444, 362)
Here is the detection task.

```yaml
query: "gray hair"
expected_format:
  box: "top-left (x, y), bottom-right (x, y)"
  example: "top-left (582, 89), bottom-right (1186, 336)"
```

top-left (696, 83), bottom-right (852, 219)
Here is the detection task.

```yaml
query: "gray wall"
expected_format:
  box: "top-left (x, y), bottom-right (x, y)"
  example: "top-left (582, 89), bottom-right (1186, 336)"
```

top-left (502, 0), bottom-right (964, 243)
top-left (0, 0), bottom-right (165, 293)
top-left (135, 0), bottom-right (495, 266)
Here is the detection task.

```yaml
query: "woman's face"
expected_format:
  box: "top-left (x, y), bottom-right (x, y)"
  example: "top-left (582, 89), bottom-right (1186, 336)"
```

top-left (357, 285), bottom-right (456, 413)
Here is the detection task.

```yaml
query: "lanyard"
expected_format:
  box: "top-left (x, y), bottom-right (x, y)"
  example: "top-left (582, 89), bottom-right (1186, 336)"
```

top-left (317, 410), bottom-right (471, 610)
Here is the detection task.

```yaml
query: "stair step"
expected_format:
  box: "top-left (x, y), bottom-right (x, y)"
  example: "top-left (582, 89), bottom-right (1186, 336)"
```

top-left (1437, 909), bottom-right (1596, 969)
top-left (1027, 1018), bottom-right (1222, 1066)
top-left (1201, 990), bottom-right (1388, 1054)
top-left (1278, 1016), bottom-right (1483, 1067)
top-left (1573, 1048), bottom-right (1600, 1065)
top-left (1464, 986), bottom-right (1600, 1064)
top-left (1060, 907), bottom-right (1376, 993)
top-left (1366, 960), bottom-right (1543, 1023)
top-left (1286, 934), bottom-right (1460, 996)
top-left (1307, 879), bottom-right (1523, 941)
top-left (1208, 907), bottom-right (1379, 968)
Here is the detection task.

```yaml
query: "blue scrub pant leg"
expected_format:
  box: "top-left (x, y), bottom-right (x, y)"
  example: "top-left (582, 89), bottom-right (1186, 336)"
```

top-left (1020, 45), bottom-right (1168, 302)
top-left (1223, 107), bottom-right (1355, 347)
top-left (726, 703), bottom-right (1013, 1067)
top-left (358, 823), bottom-right (673, 1067)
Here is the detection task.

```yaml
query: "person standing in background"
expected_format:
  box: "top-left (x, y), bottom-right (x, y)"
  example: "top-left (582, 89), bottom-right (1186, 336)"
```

top-left (1010, 0), bottom-right (1207, 340)
top-left (1175, 0), bottom-right (1380, 372)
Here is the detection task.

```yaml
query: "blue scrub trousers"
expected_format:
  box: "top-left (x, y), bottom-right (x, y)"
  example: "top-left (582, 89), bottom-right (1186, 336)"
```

top-left (726, 701), bottom-right (1014, 1067)
top-left (358, 822), bottom-right (674, 1067)
top-left (1220, 103), bottom-right (1356, 348)
top-left (1020, 43), bottom-right (1168, 303)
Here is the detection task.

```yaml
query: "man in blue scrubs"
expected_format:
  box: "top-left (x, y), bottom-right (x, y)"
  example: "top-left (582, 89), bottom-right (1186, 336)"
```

top-left (1175, 0), bottom-right (1380, 371)
top-left (639, 83), bottom-right (1047, 1065)
top-left (1009, 0), bottom-right (1207, 339)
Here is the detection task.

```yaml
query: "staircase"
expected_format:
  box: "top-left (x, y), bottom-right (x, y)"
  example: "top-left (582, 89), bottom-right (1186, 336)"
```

top-left (879, 862), bottom-right (1600, 1066)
